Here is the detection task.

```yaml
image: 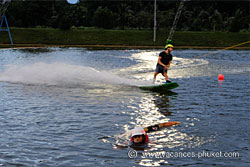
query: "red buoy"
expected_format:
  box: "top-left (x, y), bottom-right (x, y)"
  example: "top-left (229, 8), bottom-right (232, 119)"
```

top-left (218, 74), bottom-right (224, 81)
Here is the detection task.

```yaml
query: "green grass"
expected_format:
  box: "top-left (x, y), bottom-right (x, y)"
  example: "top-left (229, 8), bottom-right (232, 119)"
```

top-left (0, 27), bottom-right (249, 48)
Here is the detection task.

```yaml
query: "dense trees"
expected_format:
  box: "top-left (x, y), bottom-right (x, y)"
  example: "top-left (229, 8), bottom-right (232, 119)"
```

top-left (4, 0), bottom-right (249, 32)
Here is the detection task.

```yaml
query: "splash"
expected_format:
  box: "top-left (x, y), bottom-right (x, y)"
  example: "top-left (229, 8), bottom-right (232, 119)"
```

top-left (0, 62), bottom-right (149, 87)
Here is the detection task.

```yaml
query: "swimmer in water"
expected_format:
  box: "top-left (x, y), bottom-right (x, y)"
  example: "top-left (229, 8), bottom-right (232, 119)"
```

top-left (129, 121), bottom-right (180, 146)
top-left (113, 121), bottom-right (180, 149)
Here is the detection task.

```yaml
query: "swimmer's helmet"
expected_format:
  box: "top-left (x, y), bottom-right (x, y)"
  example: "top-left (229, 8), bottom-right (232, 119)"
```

top-left (130, 127), bottom-right (149, 143)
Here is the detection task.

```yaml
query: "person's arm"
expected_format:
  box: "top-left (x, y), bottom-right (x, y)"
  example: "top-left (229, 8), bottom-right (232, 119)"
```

top-left (168, 61), bottom-right (171, 66)
top-left (144, 121), bottom-right (180, 133)
top-left (164, 61), bottom-right (171, 69)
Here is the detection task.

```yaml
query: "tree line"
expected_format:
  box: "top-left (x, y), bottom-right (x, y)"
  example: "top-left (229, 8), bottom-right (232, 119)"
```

top-left (4, 0), bottom-right (250, 32)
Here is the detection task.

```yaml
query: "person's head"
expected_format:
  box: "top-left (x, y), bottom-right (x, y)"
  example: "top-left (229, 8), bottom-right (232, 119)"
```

top-left (130, 127), bottom-right (148, 144)
top-left (164, 44), bottom-right (174, 52)
top-left (132, 134), bottom-right (145, 143)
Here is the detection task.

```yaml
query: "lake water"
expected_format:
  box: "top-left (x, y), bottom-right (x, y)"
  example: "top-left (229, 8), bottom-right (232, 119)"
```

top-left (0, 47), bottom-right (249, 167)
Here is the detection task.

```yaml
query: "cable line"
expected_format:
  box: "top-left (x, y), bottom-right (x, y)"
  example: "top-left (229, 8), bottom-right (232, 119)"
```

top-left (195, 41), bottom-right (250, 59)
top-left (0, 0), bottom-right (11, 19)
top-left (167, 0), bottom-right (186, 44)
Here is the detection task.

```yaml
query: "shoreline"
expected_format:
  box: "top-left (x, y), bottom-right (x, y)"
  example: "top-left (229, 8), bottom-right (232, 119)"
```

top-left (0, 28), bottom-right (249, 50)
top-left (1, 44), bottom-right (249, 50)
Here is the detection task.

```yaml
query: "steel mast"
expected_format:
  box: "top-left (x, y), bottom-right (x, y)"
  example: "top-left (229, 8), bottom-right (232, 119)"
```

top-left (0, 0), bottom-right (13, 45)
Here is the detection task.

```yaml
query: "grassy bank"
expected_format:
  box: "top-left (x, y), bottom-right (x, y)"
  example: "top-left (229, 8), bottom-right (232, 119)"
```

top-left (0, 28), bottom-right (249, 49)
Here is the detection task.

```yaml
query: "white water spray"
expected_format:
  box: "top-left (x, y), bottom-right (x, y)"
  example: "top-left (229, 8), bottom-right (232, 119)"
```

top-left (0, 62), bottom-right (149, 87)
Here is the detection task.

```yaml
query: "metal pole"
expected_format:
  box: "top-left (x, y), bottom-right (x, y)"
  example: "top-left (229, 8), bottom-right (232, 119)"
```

top-left (153, 0), bottom-right (157, 42)
top-left (0, 0), bottom-right (13, 45)
top-left (4, 15), bottom-right (13, 45)
top-left (0, 15), bottom-right (13, 45)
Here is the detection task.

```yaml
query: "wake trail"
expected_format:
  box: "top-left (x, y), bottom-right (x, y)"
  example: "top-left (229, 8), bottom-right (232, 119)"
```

top-left (0, 62), bottom-right (150, 87)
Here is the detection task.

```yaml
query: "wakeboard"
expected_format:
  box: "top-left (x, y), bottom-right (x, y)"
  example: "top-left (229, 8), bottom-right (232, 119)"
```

top-left (139, 82), bottom-right (179, 92)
